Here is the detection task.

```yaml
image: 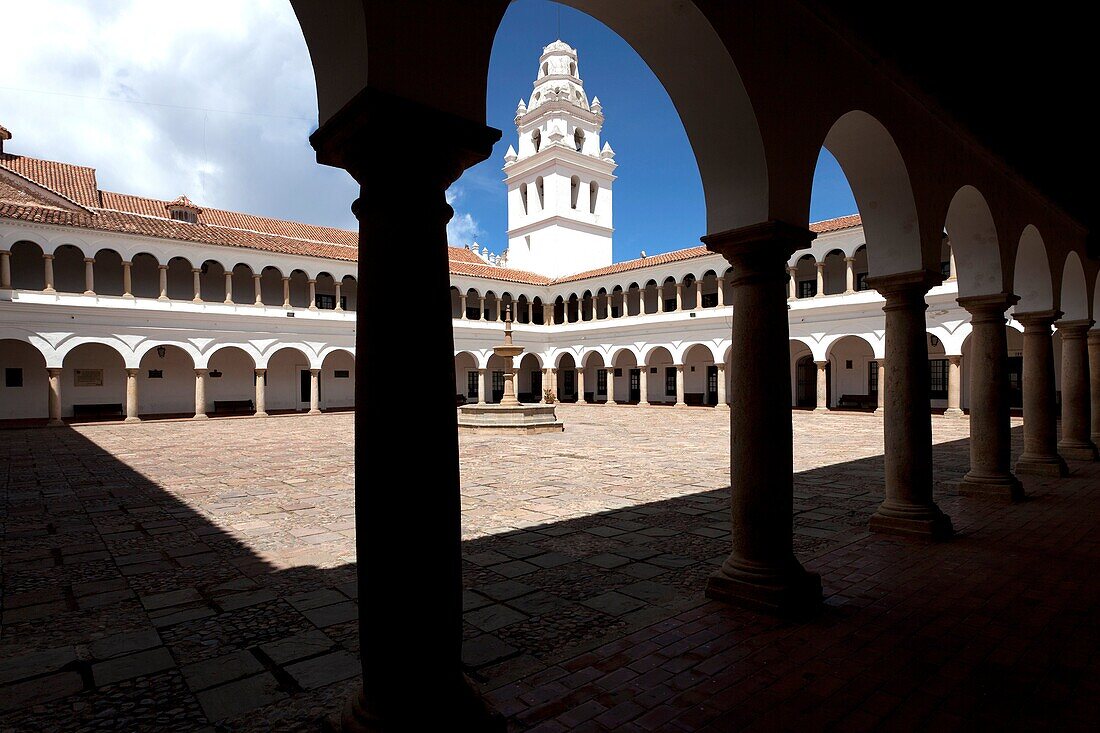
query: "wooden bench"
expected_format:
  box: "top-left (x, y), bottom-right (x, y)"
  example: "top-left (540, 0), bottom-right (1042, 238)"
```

top-left (72, 403), bottom-right (123, 419)
top-left (213, 399), bottom-right (254, 415)
top-left (837, 393), bottom-right (877, 410)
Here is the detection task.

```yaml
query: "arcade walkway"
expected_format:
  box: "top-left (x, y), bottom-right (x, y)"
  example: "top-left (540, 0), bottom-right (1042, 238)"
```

top-left (0, 408), bottom-right (1095, 731)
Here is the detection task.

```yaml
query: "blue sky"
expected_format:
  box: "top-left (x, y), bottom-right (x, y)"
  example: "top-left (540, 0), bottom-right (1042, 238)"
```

top-left (452, 0), bottom-right (858, 260)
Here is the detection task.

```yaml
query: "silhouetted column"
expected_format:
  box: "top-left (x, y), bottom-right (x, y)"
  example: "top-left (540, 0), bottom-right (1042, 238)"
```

top-left (576, 368), bottom-right (586, 404)
top-left (308, 279), bottom-right (318, 310)
top-left (957, 295), bottom-right (1023, 500)
top-left (83, 257), bottom-right (95, 295)
top-left (814, 360), bottom-right (828, 412)
top-left (674, 364), bottom-right (686, 407)
top-left (0, 250), bottom-right (10, 288)
top-left (47, 368), bottom-right (63, 426)
top-left (702, 220), bottom-right (821, 615)
top-left (814, 261), bottom-right (825, 297)
top-left (865, 271), bottom-right (952, 538)
top-left (1090, 330), bottom-right (1100, 446)
top-left (122, 261), bottom-right (133, 298)
top-left (477, 368), bottom-right (488, 405)
top-left (638, 366), bottom-right (649, 406)
top-left (124, 369), bottom-right (140, 423)
top-left (191, 268), bottom-right (202, 303)
top-left (43, 253), bottom-right (55, 293)
top-left (715, 363), bottom-right (728, 410)
top-left (255, 369), bottom-right (268, 417)
top-left (193, 369), bottom-right (208, 419)
top-left (1015, 311), bottom-right (1068, 476)
top-left (309, 368), bottom-right (322, 414)
top-left (334, 282), bottom-right (343, 311)
top-left (157, 265), bottom-right (168, 300)
top-left (282, 277), bottom-right (291, 308)
top-left (309, 88), bottom-right (503, 731)
top-left (253, 274), bottom-right (263, 305)
top-left (875, 359), bottom-right (886, 414)
top-left (224, 272), bottom-right (233, 304)
top-left (1056, 319), bottom-right (1098, 460)
top-left (844, 257), bottom-right (855, 293)
top-left (945, 355), bottom-right (963, 416)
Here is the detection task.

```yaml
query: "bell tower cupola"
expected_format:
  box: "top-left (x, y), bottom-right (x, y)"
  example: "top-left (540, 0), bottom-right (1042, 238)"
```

top-left (503, 40), bottom-right (616, 278)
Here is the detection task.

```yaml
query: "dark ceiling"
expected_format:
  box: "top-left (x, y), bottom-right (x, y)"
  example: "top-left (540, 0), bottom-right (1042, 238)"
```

top-left (814, 1), bottom-right (1095, 257)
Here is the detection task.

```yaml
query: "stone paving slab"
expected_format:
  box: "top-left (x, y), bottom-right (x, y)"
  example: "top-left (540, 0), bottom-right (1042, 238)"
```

top-left (1, 406), bottom-right (1095, 730)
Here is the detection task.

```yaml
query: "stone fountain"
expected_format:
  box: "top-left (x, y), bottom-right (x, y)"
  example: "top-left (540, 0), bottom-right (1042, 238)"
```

top-left (458, 306), bottom-right (563, 434)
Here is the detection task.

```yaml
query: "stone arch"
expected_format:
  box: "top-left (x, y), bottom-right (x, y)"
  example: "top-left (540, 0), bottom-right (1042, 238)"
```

top-left (944, 185), bottom-right (1004, 297)
top-left (822, 111), bottom-right (923, 276)
top-left (52, 243), bottom-right (87, 293)
top-left (260, 265), bottom-right (285, 306)
top-left (137, 344), bottom-right (196, 416)
top-left (320, 347), bottom-right (355, 410)
top-left (205, 346), bottom-right (257, 413)
top-left (790, 339), bottom-right (816, 408)
top-left (9, 240), bottom-right (45, 290)
top-left (1058, 252), bottom-right (1089, 321)
top-left (166, 256), bottom-right (195, 300)
top-left (455, 351), bottom-right (480, 403)
top-left (0, 338), bottom-right (48, 420)
top-left (825, 335), bottom-right (877, 408)
top-left (61, 341), bottom-right (127, 418)
top-left (1012, 225), bottom-right (1053, 312)
top-left (230, 262), bottom-right (257, 305)
top-left (91, 247), bottom-right (125, 296)
top-left (130, 252), bottom-right (161, 299)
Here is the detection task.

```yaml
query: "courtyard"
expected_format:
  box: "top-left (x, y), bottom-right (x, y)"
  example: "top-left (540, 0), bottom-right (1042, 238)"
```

top-left (1, 406), bottom-right (1096, 731)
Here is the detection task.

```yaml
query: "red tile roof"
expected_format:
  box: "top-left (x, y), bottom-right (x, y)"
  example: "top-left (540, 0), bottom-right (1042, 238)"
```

top-left (449, 260), bottom-right (550, 285)
top-left (0, 154), bottom-right (100, 208)
top-left (811, 214), bottom-right (862, 234)
top-left (447, 246), bottom-right (489, 264)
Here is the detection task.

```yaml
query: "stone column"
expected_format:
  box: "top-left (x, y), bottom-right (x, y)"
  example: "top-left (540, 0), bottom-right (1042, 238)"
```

top-left (814, 360), bottom-right (828, 412)
top-left (477, 296), bottom-right (485, 320)
top-left (638, 367), bottom-right (650, 406)
top-left (0, 250), bottom-right (11, 288)
top-left (674, 364), bottom-right (686, 407)
top-left (308, 279), bottom-right (318, 310)
top-left (255, 369), bottom-right (268, 417)
top-left (477, 368), bottom-right (488, 405)
top-left (193, 369), bottom-right (208, 419)
top-left (191, 268), bottom-right (202, 303)
top-left (787, 266), bottom-right (797, 300)
top-left (459, 293), bottom-right (467, 319)
top-left (224, 272), bottom-right (234, 304)
top-left (875, 359), bottom-right (886, 414)
top-left (675, 282), bottom-right (684, 311)
top-left (596, 294), bottom-right (605, 319)
top-left (957, 295), bottom-right (1023, 500)
top-left (124, 369), bottom-right (140, 423)
top-left (715, 363), bottom-right (728, 410)
top-left (947, 249), bottom-right (958, 282)
top-left (1091, 330), bottom-right (1100, 446)
top-left (547, 368), bottom-right (557, 401)
top-left (253, 274), bottom-right (263, 305)
top-left (282, 277), bottom-right (291, 308)
top-left (606, 368), bottom-right (617, 405)
top-left (158, 265), bottom-right (168, 300)
top-left (83, 257), bottom-right (95, 295)
top-left (308, 89), bottom-right (502, 730)
top-left (844, 257), bottom-right (855, 293)
top-left (865, 270), bottom-right (952, 538)
top-left (693, 281), bottom-right (702, 310)
top-left (1056, 319), bottom-right (1098, 460)
top-left (814, 261), bottom-right (825, 297)
top-left (47, 368), bottom-right (63, 426)
top-left (43, 253), bottom-right (56, 293)
top-left (525, 300), bottom-right (532, 323)
top-left (944, 355), bottom-right (963, 417)
top-left (334, 282), bottom-right (344, 311)
top-left (538, 369), bottom-right (547, 404)
top-left (309, 368), bottom-right (322, 414)
top-left (1015, 311), bottom-right (1068, 476)
top-left (576, 368), bottom-right (586, 404)
top-left (701, 221), bottom-right (821, 614)
top-left (716, 278), bottom-right (725, 307)
top-left (122, 261), bottom-right (133, 298)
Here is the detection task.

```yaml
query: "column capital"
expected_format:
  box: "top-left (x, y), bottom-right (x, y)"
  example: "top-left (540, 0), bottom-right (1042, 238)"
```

top-left (310, 367), bottom-right (321, 375)
top-left (47, 367), bottom-right (62, 377)
top-left (158, 264), bottom-right (168, 271)
top-left (42, 253), bottom-right (55, 260)
top-left (947, 354), bottom-right (962, 365)
top-left (1014, 309), bottom-right (1062, 331)
top-left (194, 369), bottom-right (206, 377)
top-left (814, 360), bottom-right (828, 368)
top-left (84, 257), bottom-right (95, 264)
top-left (126, 368), bottom-right (139, 377)
top-left (310, 86), bottom-right (500, 189)
top-left (815, 260), bottom-right (825, 270)
top-left (1088, 329), bottom-right (1100, 345)
top-left (957, 292), bottom-right (1019, 321)
top-left (308, 278), bottom-right (317, 284)
top-left (191, 267), bottom-right (202, 274)
top-left (864, 269), bottom-right (942, 300)
top-left (122, 260), bottom-right (132, 267)
top-left (1055, 318), bottom-right (1095, 338)
top-left (715, 362), bottom-right (725, 372)
top-left (702, 220), bottom-right (815, 266)
top-left (844, 256), bottom-right (855, 264)
top-left (255, 368), bottom-right (267, 375)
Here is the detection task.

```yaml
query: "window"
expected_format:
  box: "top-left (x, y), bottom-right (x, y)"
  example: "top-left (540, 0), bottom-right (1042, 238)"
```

top-left (798, 280), bottom-right (817, 298)
top-left (845, 360), bottom-right (853, 370)
top-left (929, 359), bottom-right (948, 399)
top-left (570, 175), bottom-right (580, 209)
top-left (147, 370), bottom-right (163, 379)
top-left (596, 369), bottom-right (607, 395)
top-left (665, 367), bottom-right (677, 396)
top-left (856, 272), bottom-right (870, 291)
top-left (169, 209), bottom-right (198, 224)
top-left (563, 370), bottom-right (575, 397)
top-left (574, 128), bottom-right (585, 152)
top-left (5, 367), bottom-right (23, 387)
top-left (467, 371), bottom-right (479, 399)
top-left (335, 370), bottom-right (350, 379)
top-left (532, 130), bottom-right (541, 153)
top-left (664, 298), bottom-right (676, 312)
top-left (869, 360), bottom-right (878, 394)
top-left (536, 176), bottom-right (544, 208)
top-left (315, 293), bottom-right (344, 310)
top-left (589, 181), bottom-right (598, 214)
top-left (702, 293), bottom-right (718, 308)
top-left (492, 371), bottom-right (504, 394)
top-left (520, 183), bottom-right (528, 214)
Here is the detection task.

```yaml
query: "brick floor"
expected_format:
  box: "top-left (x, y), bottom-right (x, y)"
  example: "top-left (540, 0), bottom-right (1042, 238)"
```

top-left (1, 406), bottom-right (1096, 731)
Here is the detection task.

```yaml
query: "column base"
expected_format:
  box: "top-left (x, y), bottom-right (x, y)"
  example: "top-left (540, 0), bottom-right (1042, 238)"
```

top-left (873, 407), bottom-right (884, 415)
top-left (338, 679), bottom-right (504, 733)
top-left (1015, 454), bottom-right (1068, 477)
top-left (46, 418), bottom-right (65, 427)
top-left (255, 411), bottom-right (269, 418)
top-left (812, 407), bottom-right (829, 413)
top-left (308, 409), bottom-right (322, 415)
top-left (157, 295), bottom-right (169, 302)
top-left (83, 290), bottom-right (96, 297)
top-left (673, 402), bottom-right (687, 408)
top-left (705, 559), bottom-right (822, 618)
top-left (607, 401), bottom-right (618, 406)
top-left (576, 399), bottom-right (587, 405)
top-left (943, 408), bottom-right (965, 418)
top-left (1057, 441), bottom-right (1099, 461)
top-left (957, 472), bottom-right (1024, 502)
top-left (124, 416), bottom-right (141, 424)
top-left (123, 293), bottom-right (135, 299)
top-left (869, 502), bottom-right (953, 540)
top-left (714, 403), bottom-right (730, 411)
top-left (192, 414), bottom-right (209, 421)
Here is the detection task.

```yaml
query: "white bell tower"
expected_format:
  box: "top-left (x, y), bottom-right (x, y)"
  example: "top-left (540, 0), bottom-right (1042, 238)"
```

top-left (503, 40), bottom-right (616, 278)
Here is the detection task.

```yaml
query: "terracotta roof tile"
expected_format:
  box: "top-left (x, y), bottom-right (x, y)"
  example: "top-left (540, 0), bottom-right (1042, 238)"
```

top-left (811, 214), bottom-right (862, 234)
top-left (448, 261), bottom-right (549, 285)
top-left (447, 246), bottom-right (488, 264)
top-left (0, 177), bottom-right (70, 211)
top-left (0, 154), bottom-right (99, 207)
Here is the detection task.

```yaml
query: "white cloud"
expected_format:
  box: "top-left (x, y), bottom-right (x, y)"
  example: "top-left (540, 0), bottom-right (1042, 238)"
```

top-left (445, 185), bottom-right (483, 247)
top-left (0, 0), bottom-right (360, 230)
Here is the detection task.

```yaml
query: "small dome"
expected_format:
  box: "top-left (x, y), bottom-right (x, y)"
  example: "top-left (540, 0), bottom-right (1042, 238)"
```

top-left (542, 39), bottom-right (576, 56)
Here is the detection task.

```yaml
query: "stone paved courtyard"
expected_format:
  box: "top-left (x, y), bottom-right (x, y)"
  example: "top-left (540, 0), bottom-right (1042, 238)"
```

top-left (1, 406), bottom-right (1097, 731)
